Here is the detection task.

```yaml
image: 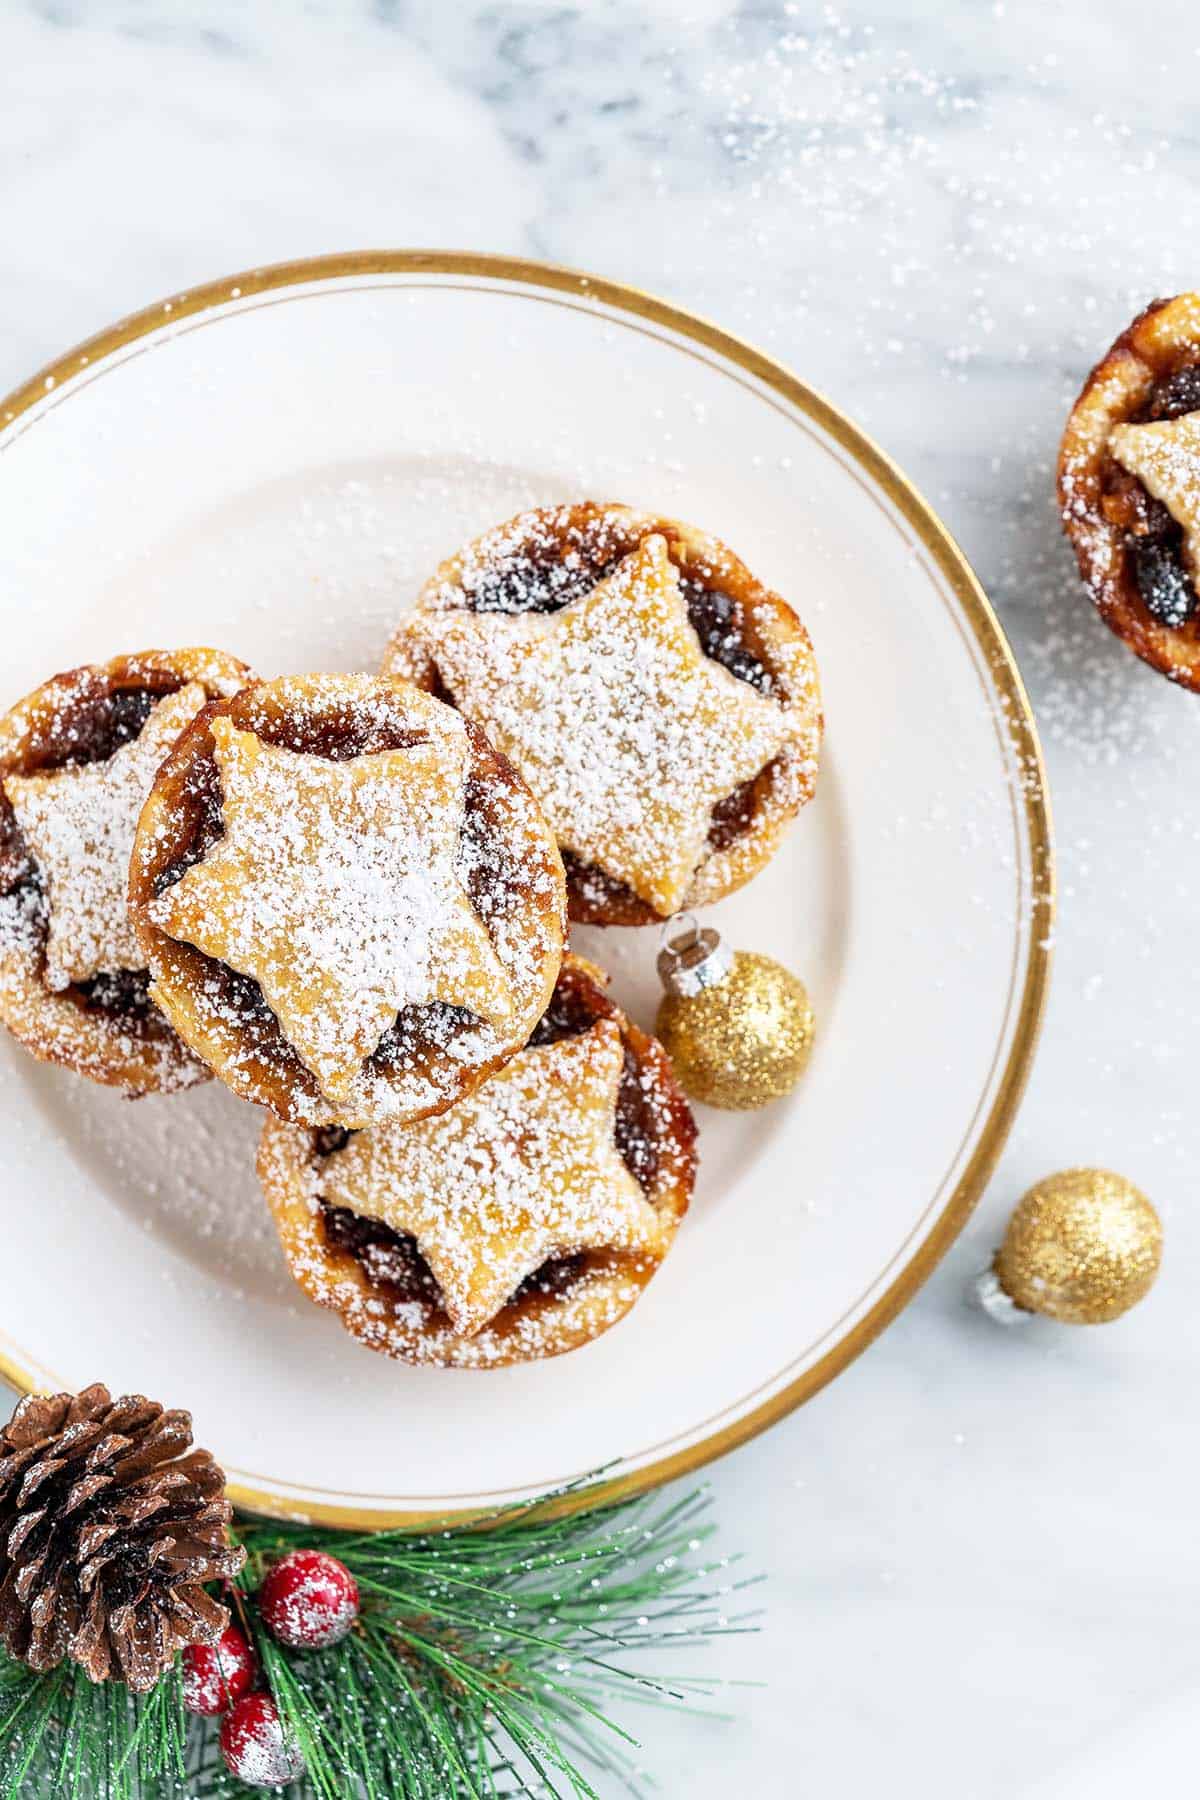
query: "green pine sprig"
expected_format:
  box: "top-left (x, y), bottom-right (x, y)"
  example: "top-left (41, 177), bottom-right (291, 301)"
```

top-left (0, 1484), bottom-right (758, 1800)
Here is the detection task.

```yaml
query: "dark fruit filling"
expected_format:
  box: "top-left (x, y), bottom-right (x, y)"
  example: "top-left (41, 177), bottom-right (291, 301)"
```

top-left (321, 1204), bottom-right (587, 1311)
top-left (1132, 535), bottom-right (1194, 629)
top-left (78, 970), bottom-right (148, 1013)
top-left (321, 1205), bottom-right (443, 1303)
top-left (708, 772), bottom-right (762, 853)
top-left (372, 1001), bottom-right (476, 1071)
top-left (462, 544), bottom-right (623, 616)
top-left (66, 688), bottom-right (157, 765)
top-left (0, 805), bottom-right (28, 892)
top-left (1141, 364), bottom-right (1200, 423)
top-left (315, 967), bottom-right (659, 1322)
top-left (151, 751), bottom-right (225, 895)
top-left (678, 579), bottom-right (772, 692)
top-left (523, 973), bottom-right (601, 1045)
top-left (1110, 362), bottom-right (1200, 627)
top-left (558, 851), bottom-right (647, 923)
top-left (75, 969), bottom-right (164, 1038)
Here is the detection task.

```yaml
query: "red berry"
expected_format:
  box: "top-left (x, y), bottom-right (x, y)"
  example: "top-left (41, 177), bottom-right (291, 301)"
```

top-left (219, 1692), bottom-right (305, 1788)
top-left (258, 1549), bottom-right (359, 1649)
top-left (181, 1624), bottom-right (255, 1716)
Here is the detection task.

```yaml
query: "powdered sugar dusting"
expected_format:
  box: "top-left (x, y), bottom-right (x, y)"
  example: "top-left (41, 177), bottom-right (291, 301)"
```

top-left (5, 683), bottom-right (207, 989)
top-left (0, 885), bottom-right (207, 1096)
top-left (139, 675), bottom-right (565, 1129)
top-left (150, 712), bottom-right (513, 1104)
top-left (397, 532), bottom-right (807, 915)
top-left (319, 1020), bottom-right (666, 1335)
top-left (350, 1258), bottom-right (658, 1371)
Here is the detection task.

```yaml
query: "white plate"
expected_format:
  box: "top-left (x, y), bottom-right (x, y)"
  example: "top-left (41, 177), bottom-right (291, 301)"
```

top-left (0, 254), bottom-right (1052, 1523)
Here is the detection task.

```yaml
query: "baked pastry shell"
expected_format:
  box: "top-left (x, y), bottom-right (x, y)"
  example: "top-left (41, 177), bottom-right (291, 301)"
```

top-left (256, 954), bottom-right (697, 1367)
top-left (0, 647), bottom-right (251, 1095)
top-left (384, 501), bottom-right (823, 924)
top-left (130, 673), bottom-right (566, 1128)
top-left (1058, 293), bottom-right (1200, 688)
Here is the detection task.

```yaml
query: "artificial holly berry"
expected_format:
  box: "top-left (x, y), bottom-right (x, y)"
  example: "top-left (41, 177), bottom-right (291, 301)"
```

top-left (181, 1623), bottom-right (255, 1716)
top-left (219, 1692), bottom-right (305, 1788)
top-left (258, 1549), bottom-right (360, 1649)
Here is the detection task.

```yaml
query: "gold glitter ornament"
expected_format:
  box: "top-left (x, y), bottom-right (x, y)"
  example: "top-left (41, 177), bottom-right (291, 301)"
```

top-left (978, 1168), bottom-right (1162, 1325)
top-left (655, 919), bottom-right (814, 1110)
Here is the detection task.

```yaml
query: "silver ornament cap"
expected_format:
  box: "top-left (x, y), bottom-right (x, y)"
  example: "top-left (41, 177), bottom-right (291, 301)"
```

top-left (656, 917), bottom-right (735, 1000)
top-left (972, 1263), bottom-right (1032, 1326)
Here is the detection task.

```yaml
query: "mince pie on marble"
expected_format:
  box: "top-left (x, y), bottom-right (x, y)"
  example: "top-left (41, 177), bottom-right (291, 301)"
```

top-left (257, 954), bottom-right (697, 1367)
top-left (130, 673), bottom-right (566, 1129)
top-left (0, 648), bottom-right (251, 1095)
top-left (384, 502), bottom-right (823, 924)
top-left (1059, 293), bottom-right (1200, 687)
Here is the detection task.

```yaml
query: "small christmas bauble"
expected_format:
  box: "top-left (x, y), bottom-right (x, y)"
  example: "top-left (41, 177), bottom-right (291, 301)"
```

top-left (655, 921), bottom-right (814, 1110)
top-left (219, 1692), bottom-right (306, 1788)
top-left (182, 1623), bottom-right (255, 1716)
top-left (259, 1549), bottom-right (360, 1649)
top-left (989, 1168), bottom-right (1163, 1324)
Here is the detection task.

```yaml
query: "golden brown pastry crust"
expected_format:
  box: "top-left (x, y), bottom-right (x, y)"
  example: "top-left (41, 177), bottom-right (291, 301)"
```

top-left (1059, 294), bottom-right (1200, 688)
top-left (384, 502), bottom-right (823, 924)
top-left (131, 673), bottom-right (566, 1129)
top-left (0, 648), bottom-right (251, 1095)
top-left (257, 955), bottom-right (697, 1367)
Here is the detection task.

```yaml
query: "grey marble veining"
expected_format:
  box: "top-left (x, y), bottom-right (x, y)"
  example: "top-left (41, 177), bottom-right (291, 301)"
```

top-left (3, 3), bottom-right (1200, 1793)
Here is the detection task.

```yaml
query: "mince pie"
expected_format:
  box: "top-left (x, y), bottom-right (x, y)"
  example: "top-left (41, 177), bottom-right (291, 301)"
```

top-left (130, 673), bottom-right (566, 1129)
top-left (0, 648), bottom-right (251, 1095)
top-left (384, 502), bottom-right (823, 924)
top-left (1059, 293), bottom-right (1200, 687)
top-left (257, 954), bottom-right (697, 1367)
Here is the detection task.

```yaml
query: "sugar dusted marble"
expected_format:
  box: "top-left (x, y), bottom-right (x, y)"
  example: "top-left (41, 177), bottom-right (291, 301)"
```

top-left (2, 5), bottom-right (1199, 1798)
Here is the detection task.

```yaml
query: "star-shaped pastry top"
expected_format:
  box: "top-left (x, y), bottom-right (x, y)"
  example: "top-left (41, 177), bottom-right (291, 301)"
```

top-left (405, 534), bottom-right (794, 916)
top-left (148, 715), bottom-right (515, 1105)
top-left (319, 1018), bottom-right (669, 1335)
top-left (1110, 413), bottom-right (1200, 573)
top-left (4, 684), bottom-right (206, 990)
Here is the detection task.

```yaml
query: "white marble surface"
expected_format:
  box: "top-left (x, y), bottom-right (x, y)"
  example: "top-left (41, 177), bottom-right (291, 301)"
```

top-left (3, 2), bottom-right (1200, 1794)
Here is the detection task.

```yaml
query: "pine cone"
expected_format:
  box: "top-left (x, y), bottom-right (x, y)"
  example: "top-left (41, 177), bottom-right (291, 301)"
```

top-left (0, 1384), bottom-right (245, 1692)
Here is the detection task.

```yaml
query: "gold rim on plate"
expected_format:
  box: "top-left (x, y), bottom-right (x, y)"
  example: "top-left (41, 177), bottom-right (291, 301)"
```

top-left (0, 251), bottom-right (1055, 1525)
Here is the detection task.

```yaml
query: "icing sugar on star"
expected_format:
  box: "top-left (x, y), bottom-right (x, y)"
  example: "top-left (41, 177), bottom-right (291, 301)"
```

top-left (318, 1018), bottom-right (670, 1335)
top-left (4, 683), bottom-right (208, 991)
top-left (149, 713), bottom-right (515, 1105)
top-left (403, 534), bottom-right (795, 916)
